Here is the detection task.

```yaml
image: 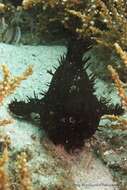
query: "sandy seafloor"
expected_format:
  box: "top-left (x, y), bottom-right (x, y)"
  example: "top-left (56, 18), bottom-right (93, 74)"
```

top-left (0, 43), bottom-right (119, 190)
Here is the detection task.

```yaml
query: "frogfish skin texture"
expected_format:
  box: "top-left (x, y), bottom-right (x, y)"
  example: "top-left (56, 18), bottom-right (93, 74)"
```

top-left (9, 38), bottom-right (123, 151)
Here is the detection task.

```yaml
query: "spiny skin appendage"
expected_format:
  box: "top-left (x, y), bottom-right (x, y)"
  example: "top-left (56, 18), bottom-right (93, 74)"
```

top-left (8, 39), bottom-right (124, 151)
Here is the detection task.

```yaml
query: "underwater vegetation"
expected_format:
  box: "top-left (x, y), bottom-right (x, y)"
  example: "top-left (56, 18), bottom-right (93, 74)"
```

top-left (91, 46), bottom-right (127, 190)
top-left (20, 0), bottom-right (127, 47)
top-left (0, 146), bottom-right (32, 190)
top-left (0, 0), bottom-right (127, 82)
top-left (108, 43), bottom-right (127, 110)
top-left (0, 64), bottom-right (32, 125)
top-left (0, 0), bottom-right (126, 48)
top-left (0, 64), bottom-right (33, 190)
top-left (0, 0), bottom-right (126, 189)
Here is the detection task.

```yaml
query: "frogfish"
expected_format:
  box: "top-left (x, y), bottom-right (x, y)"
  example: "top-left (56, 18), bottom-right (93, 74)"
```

top-left (9, 38), bottom-right (123, 151)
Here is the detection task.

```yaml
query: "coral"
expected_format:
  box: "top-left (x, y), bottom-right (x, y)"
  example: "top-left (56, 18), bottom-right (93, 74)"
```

top-left (1, 2), bottom-right (127, 189)
top-left (0, 135), bottom-right (11, 190)
top-left (16, 152), bottom-right (32, 190)
top-left (22, 0), bottom-right (42, 9)
top-left (21, 0), bottom-right (127, 48)
top-left (1, 0), bottom-right (126, 48)
top-left (0, 119), bottom-right (13, 127)
top-left (0, 3), bottom-right (6, 13)
top-left (0, 144), bottom-right (33, 190)
top-left (99, 47), bottom-right (127, 146)
top-left (0, 145), bottom-right (10, 190)
top-left (114, 43), bottom-right (127, 67)
top-left (0, 63), bottom-right (33, 189)
top-left (0, 64), bottom-right (33, 104)
top-left (67, 0), bottom-right (127, 49)
top-left (107, 44), bottom-right (127, 110)
top-left (92, 43), bottom-right (127, 190)
top-left (0, 64), bottom-right (33, 127)
top-left (102, 114), bottom-right (127, 130)
top-left (0, 3), bottom-right (23, 44)
top-left (107, 65), bottom-right (127, 109)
